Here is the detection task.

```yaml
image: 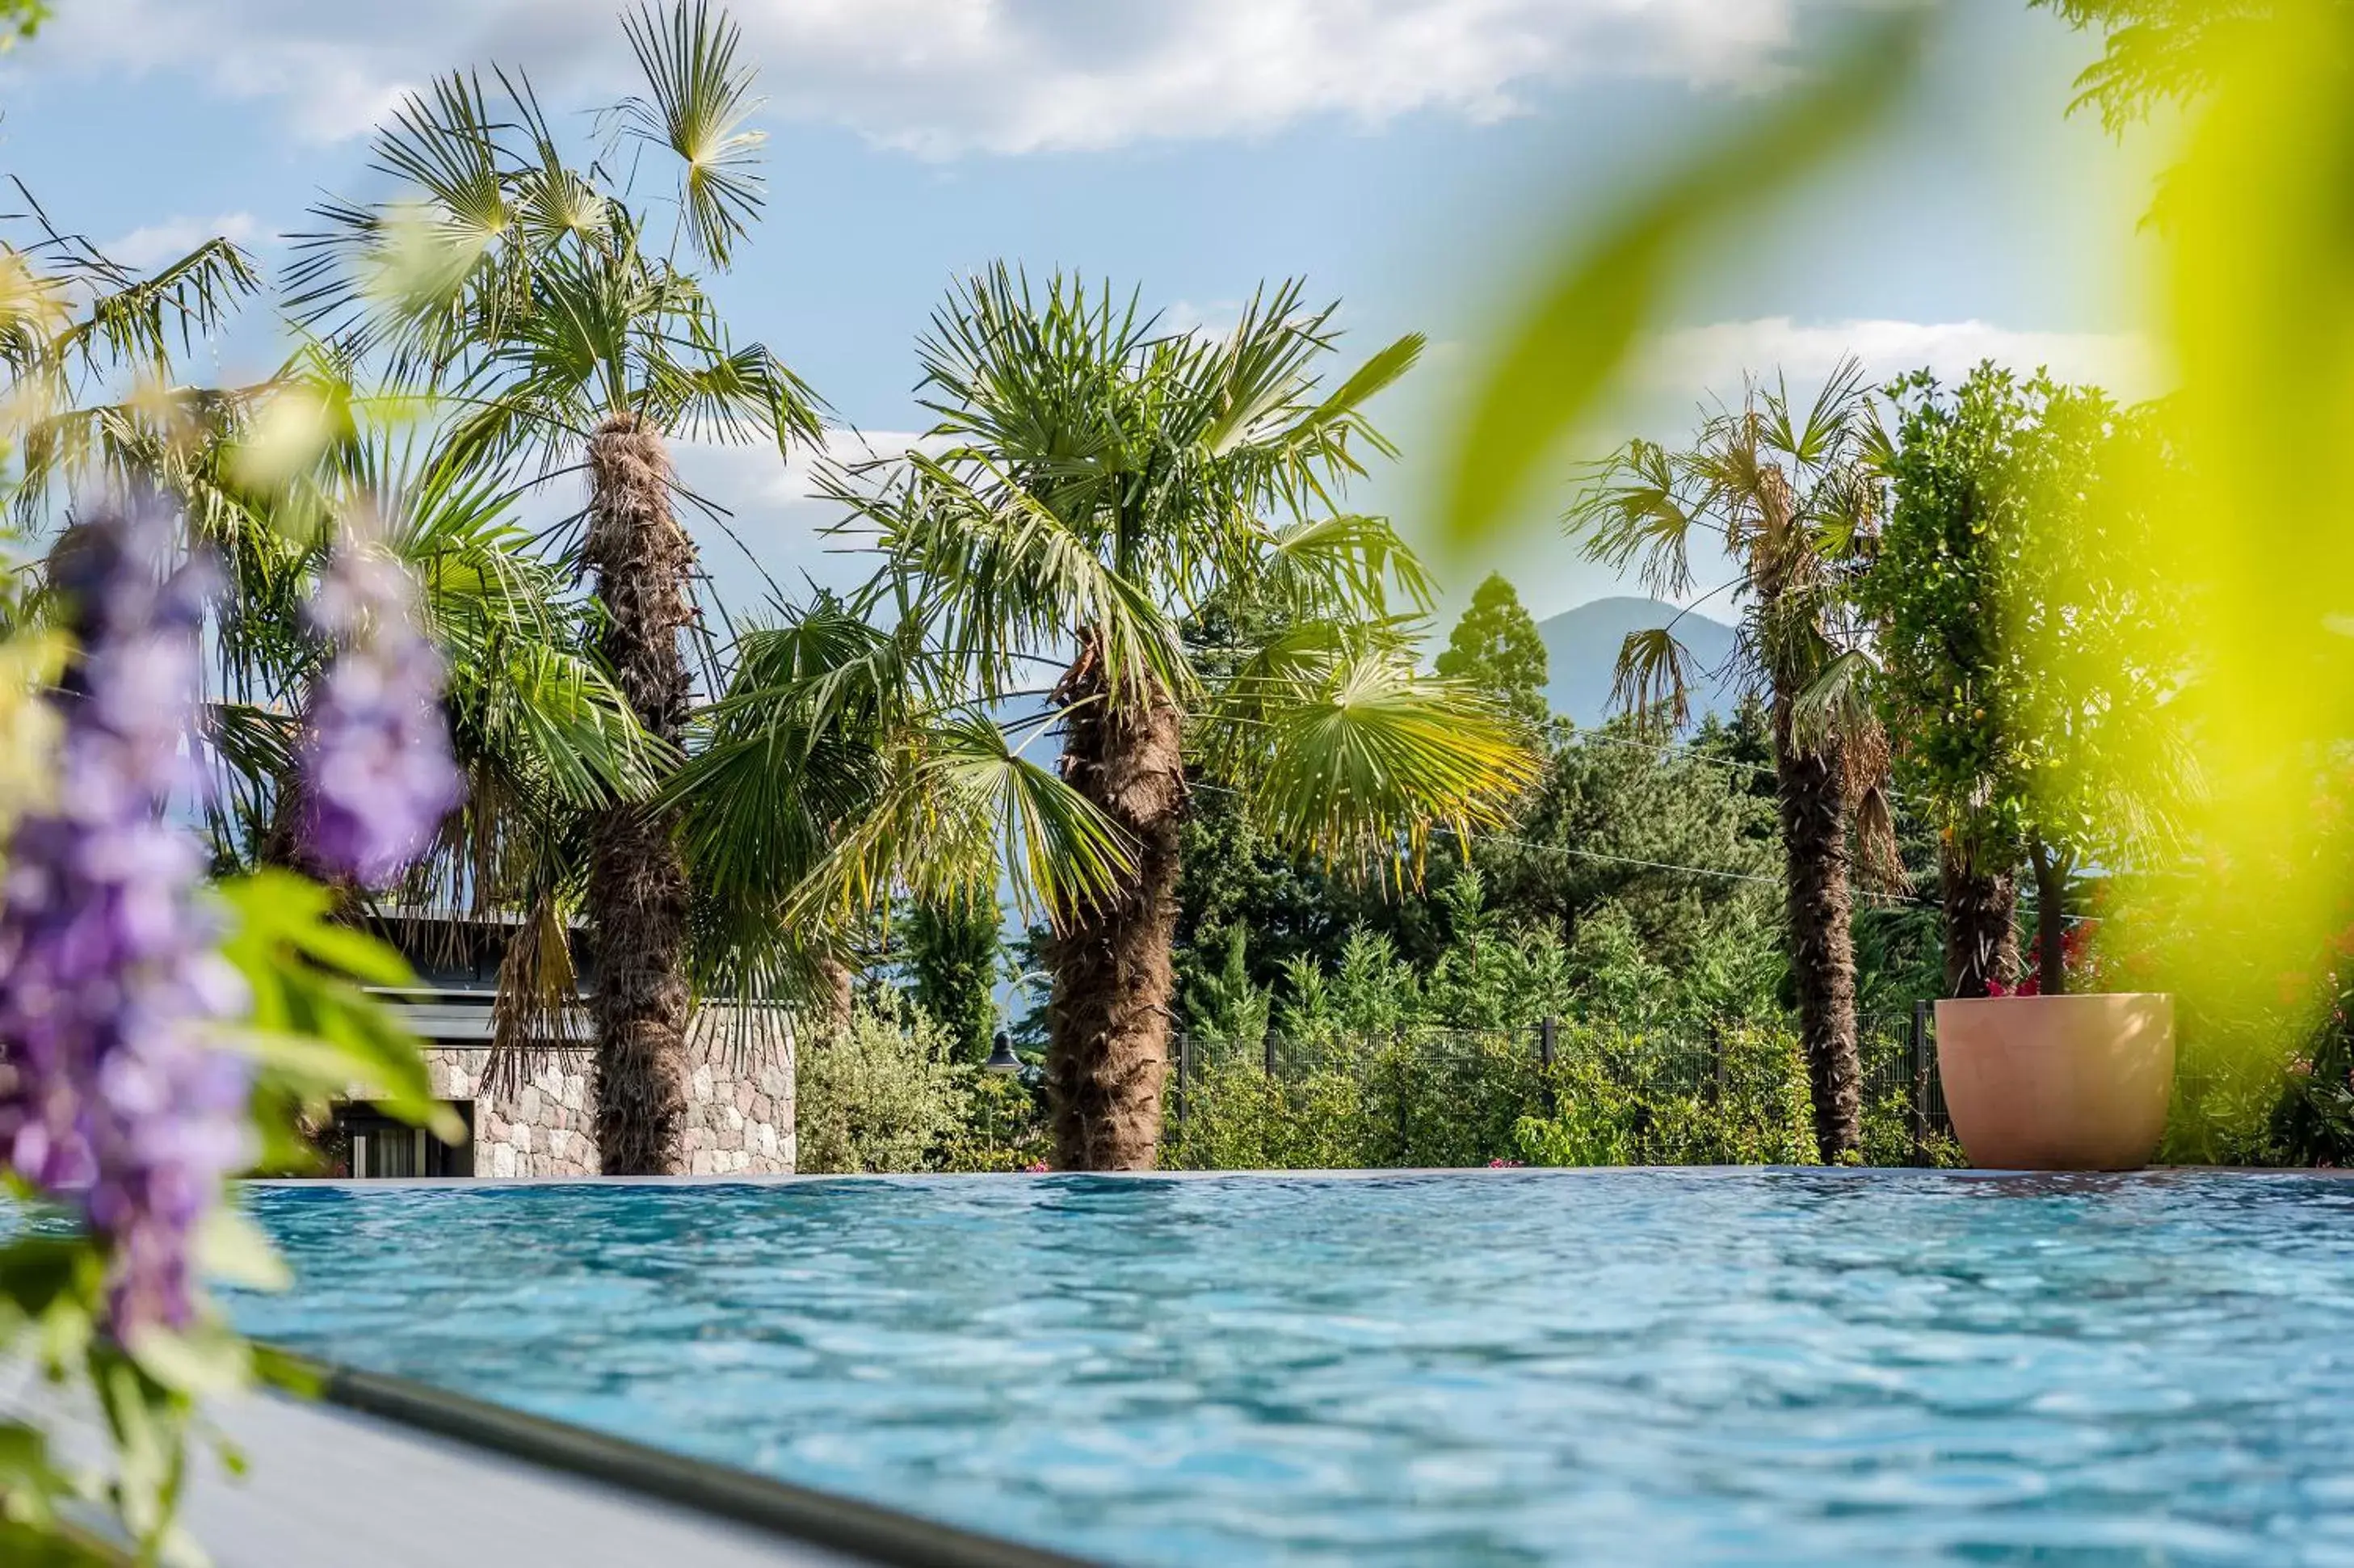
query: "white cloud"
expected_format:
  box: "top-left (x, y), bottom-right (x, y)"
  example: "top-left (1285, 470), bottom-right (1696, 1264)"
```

top-left (1636, 317), bottom-right (2168, 406)
top-left (48, 0), bottom-right (1839, 153)
top-left (99, 212), bottom-right (261, 271)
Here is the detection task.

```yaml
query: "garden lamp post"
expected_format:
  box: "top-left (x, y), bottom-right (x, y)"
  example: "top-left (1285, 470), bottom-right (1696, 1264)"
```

top-left (980, 1032), bottom-right (1022, 1161)
top-left (984, 971), bottom-right (1049, 1163)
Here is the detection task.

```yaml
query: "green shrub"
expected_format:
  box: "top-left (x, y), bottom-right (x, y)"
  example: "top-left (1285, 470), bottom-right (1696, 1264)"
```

top-left (1164, 1047), bottom-right (1372, 1170)
top-left (935, 1073), bottom-right (1054, 1172)
top-left (2163, 1028), bottom-right (2301, 1167)
top-left (795, 992), bottom-right (973, 1172)
top-left (1364, 1034), bottom-right (1545, 1167)
top-left (1856, 1029), bottom-right (1968, 1170)
top-left (1514, 1024), bottom-right (1818, 1167)
top-left (1160, 1019), bottom-right (1949, 1171)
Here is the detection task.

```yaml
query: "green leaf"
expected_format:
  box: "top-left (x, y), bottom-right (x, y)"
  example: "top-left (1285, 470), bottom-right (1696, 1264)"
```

top-left (1281, 331), bottom-right (1424, 450)
top-left (123, 1321), bottom-right (252, 1399)
top-left (217, 872), bottom-right (414, 987)
top-left (0, 1519), bottom-right (124, 1568)
top-left (247, 1344), bottom-right (325, 1402)
top-left (0, 1238), bottom-right (97, 1322)
top-left (213, 872), bottom-right (460, 1145)
top-left (193, 1209), bottom-right (291, 1295)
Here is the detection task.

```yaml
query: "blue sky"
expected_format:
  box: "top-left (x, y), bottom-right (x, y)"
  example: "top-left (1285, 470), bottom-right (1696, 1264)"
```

top-left (0, 0), bottom-right (2168, 625)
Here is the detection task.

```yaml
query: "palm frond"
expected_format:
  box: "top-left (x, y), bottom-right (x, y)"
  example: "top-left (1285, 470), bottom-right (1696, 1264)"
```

top-left (1842, 717), bottom-right (1907, 895)
top-left (1790, 644), bottom-right (1880, 758)
top-left (1569, 438), bottom-right (1698, 602)
top-left (1248, 511), bottom-right (1436, 620)
top-left (616, 0), bottom-right (767, 268)
top-left (1279, 331), bottom-right (1424, 454)
top-left (485, 880), bottom-right (589, 1094)
top-left (645, 336), bottom-right (822, 449)
top-left (1608, 626), bottom-right (1696, 735)
top-left (1206, 632), bottom-right (1537, 883)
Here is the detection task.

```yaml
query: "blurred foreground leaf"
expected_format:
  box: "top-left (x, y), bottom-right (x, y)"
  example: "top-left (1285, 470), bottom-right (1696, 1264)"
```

top-left (216, 872), bottom-right (464, 1153)
top-left (1438, 11), bottom-right (1932, 555)
top-left (2135, 0), bottom-right (2354, 1015)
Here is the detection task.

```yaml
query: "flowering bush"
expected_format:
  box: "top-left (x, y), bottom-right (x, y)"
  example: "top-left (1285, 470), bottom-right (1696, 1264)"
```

top-left (0, 507), bottom-right (250, 1339)
top-left (0, 503), bottom-right (457, 1566)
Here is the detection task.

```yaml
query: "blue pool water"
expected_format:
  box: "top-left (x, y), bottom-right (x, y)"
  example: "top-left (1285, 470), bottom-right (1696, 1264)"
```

top-left (235, 1171), bottom-right (2354, 1566)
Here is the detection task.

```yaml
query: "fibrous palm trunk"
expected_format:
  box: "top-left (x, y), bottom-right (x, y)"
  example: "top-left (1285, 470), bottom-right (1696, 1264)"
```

top-left (819, 955), bottom-right (855, 1037)
top-left (1773, 690), bottom-right (1863, 1162)
top-left (1940, 840), bottom-right (2020, 998)
top-left (1045, 633), bottom-right (1185, 1170)
top-left (584, 412), bottom-right (695, 1175)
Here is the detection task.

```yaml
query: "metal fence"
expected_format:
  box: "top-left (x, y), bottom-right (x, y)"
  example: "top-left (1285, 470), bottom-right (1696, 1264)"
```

top-left (1167, 1006), bottom-right (1954, 1169)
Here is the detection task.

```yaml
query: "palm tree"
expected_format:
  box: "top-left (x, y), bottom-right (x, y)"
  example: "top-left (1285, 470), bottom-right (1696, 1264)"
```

top-left (288, 3), bottom-right (822, 1174)
top-left (204, 396), bottom-right (655, 898)
top-left (665, 591), bottom-right (1135, 1053)
top-left (0, 187), bottom-right (648, 921)
top-left (0, 192), bottom-right (654, 1102)
top-left (824, 267), bottom-right (1536, 1170)
top-left (0, 183), bottom-right (262, 532)
top-left (1568, 359), bottom-right (1894, 1162)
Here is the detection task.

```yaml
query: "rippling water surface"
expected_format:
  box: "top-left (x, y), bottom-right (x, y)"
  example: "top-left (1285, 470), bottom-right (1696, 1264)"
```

top-left (235, 1171), bottom-right (2354, 1566)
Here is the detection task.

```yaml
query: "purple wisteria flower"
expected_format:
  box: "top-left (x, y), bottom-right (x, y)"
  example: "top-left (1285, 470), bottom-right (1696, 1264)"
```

top-left (296, 540), bottom-right (461, 886)
top-left (0, 502), bottom-right (252, 1336)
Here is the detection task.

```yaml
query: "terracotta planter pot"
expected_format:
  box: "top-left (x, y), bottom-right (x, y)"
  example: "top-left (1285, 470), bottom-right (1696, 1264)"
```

top-left (1934, 994), bottom-right (2176, 1171)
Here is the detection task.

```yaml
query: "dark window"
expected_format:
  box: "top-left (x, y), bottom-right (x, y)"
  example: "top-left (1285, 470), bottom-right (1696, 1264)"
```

top-left (328, 1102), bottom-right (475, 1179)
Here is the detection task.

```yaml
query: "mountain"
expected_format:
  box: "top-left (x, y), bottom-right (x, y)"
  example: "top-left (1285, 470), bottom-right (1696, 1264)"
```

top-left (1536, 596), bottom-right (1739, 728)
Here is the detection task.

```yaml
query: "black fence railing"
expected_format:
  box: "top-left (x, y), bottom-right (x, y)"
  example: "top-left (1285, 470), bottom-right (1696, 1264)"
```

top-left (1166, 1008), bottom-right (1956, 1171)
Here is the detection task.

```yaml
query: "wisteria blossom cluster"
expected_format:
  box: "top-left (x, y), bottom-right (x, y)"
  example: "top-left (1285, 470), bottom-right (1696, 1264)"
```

top-left (297, 538), bottom-right (462, 886)
top-left (0, 504), bottom-right (251, 1335)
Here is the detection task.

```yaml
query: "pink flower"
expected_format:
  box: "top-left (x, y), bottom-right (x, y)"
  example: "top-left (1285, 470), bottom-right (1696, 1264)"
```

top-left (1022, 1160), bottom-right (1050, 1174)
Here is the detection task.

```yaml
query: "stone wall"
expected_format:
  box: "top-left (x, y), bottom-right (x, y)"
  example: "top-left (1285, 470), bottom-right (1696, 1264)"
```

top-left (423, 1009), bottom-right (795, 1178)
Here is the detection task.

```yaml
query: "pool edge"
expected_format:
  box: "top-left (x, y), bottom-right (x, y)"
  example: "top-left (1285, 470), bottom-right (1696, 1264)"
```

top-left (239, 1163), bottom-right (2354, 1190)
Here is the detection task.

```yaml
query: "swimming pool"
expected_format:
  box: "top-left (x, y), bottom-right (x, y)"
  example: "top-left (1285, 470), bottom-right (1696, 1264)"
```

top-left (235, 1171), bottom-right (2354, 1566)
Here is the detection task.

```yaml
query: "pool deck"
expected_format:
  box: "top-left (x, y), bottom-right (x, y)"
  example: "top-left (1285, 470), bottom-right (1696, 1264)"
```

top-left (3, 1357), bottom-right (1090, 1568)
top-left (175, 1385), bottom-right (869, 1568)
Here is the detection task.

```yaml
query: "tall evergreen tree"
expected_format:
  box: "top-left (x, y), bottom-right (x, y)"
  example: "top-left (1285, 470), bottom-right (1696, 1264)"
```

top-left (903, 896), bottom-right (1000, 1066)
top-left (1436, 573), bottom-right (1551, 729)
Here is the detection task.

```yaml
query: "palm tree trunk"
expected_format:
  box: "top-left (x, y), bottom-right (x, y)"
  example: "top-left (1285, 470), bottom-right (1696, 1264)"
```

top-left (584, 412), bottom-right (695, 1176)
top-left (1940, 840), bottom-right (2020, 998)
top-left (2028, 834), bottom-right (2070, 996)
top-left (819, 955), bottom-right (855, 1036)
top-left (1045, 633), bottom-right (1185, 1170)
top-left (1773, 690), bottom-right (1862, 1162)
